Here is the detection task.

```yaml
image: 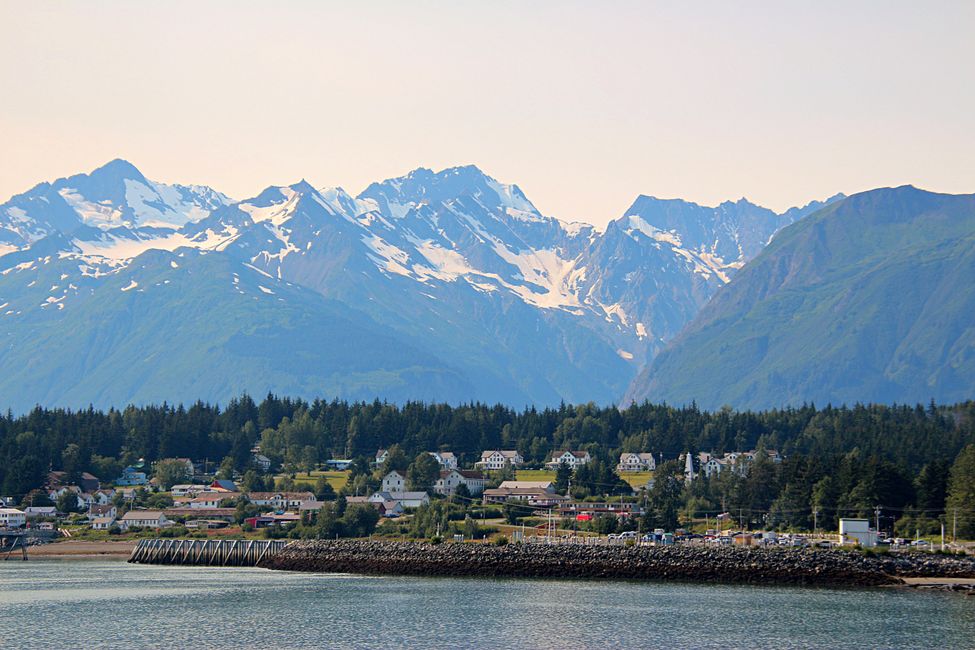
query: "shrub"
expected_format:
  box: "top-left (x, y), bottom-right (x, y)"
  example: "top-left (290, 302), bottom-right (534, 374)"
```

top-left (495, 535), bottom-right (508, 546)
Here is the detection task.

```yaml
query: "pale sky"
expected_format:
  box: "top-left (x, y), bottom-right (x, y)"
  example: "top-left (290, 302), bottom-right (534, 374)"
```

top-left (1, 1), bottom-right (973, 226)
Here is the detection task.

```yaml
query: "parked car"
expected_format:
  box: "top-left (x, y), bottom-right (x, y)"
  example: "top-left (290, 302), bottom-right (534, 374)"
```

top-left (911, 539), bottom-right (931, 548)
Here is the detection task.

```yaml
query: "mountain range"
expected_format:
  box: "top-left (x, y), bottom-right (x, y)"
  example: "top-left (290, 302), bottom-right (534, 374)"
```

top-left (9, 160), bottom-right (972, 413)
top-left (0, 159), bottom-right (845, 412)
top-left (625, 185), bottom-right (975, 410)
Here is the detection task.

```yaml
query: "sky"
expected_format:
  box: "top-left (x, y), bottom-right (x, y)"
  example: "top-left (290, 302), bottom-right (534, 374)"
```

top-left (1, 1), bottom-right (973, 227)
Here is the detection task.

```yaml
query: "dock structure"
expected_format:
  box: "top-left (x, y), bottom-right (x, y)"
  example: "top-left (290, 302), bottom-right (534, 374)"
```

top-left (129, 538), bottom-right (290, 567)
top-left (1, 531), bottom-right (29, 561)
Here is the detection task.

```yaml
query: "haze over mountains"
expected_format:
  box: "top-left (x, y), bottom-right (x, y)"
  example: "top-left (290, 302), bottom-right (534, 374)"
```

top-left (1, 160), bottom-right (970, 412)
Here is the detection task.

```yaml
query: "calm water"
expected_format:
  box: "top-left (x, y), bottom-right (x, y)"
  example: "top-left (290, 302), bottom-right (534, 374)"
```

top-left (1, 560), bottom-right (973, 649)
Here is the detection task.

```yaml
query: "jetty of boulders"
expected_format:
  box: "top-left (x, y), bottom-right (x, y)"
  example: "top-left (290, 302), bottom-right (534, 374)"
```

top-left (258, 540), bottom-right (975, 587)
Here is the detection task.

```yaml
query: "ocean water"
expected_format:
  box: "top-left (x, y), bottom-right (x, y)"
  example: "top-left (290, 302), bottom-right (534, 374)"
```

top-left (1, 560), bottom-right (972, 649)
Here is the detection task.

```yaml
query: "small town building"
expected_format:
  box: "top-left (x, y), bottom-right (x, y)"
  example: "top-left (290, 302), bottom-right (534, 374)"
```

top-left (252, 454), bottom-right (272, 472)
top-left (381, 470), bottom-right (406, 493)
top-left (118, 510), bottom-right (171, 530)
top-left (434, 469), bottom-right (487, 496)
top-left (429, 451), bottom-right (458, 470)
top-left (617, 453), bottom-right (657, 473)
top-left (369, 491), bottom-right (429, 509)
top-left (91, 516), bottom-right (116, 530)
top-left (88, 504), bottom-right (117, 521)
top-left (171, 484), bottom-right (211, 497)
top-left (482, 482), bottom-right (568, 507)
top-left (245, 492), bottom-right (316, 510)
top-left (324, 459), bottom-right (353, 470)
top-left (209, 479), bottom-right (238, 492)
top-left (839, 519), bottom-right (878, 547)
top-left (545, 450), bottom-right (592, 470)
top-left (0, 508), bottom-right (27, 528)
top-left (475, 450), bottom-right (524, 471)
top-left (116, 466), bottom-right (149, 486)
top-left (189, 493), bottom-right (239, 509)
top-left (24, 506), bottom-right (57, 519)
top-left (48, 471), bottom-right (101, 493)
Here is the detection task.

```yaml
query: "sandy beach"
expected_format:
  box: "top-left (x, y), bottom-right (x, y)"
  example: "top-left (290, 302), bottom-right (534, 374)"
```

top-left (18, 540), bottom-right (136, 559)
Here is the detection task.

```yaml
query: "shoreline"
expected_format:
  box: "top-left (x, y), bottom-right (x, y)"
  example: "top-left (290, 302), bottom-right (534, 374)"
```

top-left (258, 540), bottom-right (975, 589)
top-left (15, 540), bottom-right (136, 560)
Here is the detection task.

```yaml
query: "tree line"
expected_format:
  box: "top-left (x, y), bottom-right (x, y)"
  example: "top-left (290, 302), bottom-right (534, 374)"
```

top-left (0, 395), bottom-right (973, 535)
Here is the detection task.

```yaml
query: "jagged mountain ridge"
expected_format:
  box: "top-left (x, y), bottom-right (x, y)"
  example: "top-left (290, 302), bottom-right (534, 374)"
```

top-left (0, 160), bottom-right (833, 411)
top-left (625, 186), bottom-right (975, 410)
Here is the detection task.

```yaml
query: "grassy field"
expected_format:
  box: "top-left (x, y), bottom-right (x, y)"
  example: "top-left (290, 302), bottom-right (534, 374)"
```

top-left (517, 469), bottom-right (651, 489)
top-left (278, 470), bottom-right (350, 491)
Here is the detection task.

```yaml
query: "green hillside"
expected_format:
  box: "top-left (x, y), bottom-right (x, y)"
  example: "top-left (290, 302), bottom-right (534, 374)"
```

top-left (627, 186), bottom-right (975, 410)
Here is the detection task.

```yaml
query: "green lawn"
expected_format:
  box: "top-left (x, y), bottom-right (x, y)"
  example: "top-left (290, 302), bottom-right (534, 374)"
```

top-left (278, 470), bottom-right (350, 492)
top-left (517, 468), bottom-right (651, 489)
top-left (515, 469), bottom-right (556, 482)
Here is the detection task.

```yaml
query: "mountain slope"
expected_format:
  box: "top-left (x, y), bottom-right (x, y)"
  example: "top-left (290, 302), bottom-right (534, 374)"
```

top-left (0, 248), bottom-right (474, 412)
top-left (626, 186), bottom-right (975, 410)
top-left (0, 160), bottom-right (835, 410)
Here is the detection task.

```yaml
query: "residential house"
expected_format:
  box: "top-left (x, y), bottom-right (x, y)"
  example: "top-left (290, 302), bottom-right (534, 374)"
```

top-left (174, 458), bottom-right (196, 476)
top-left (170, 484), bottom-right (211, 497)
top-left (475, 450), bottom-right (524, 471)
top-left (164, 507), bottom-right (236, 522)
top-left (87, 504), bottom-right (117, 522)
top-left (617, 453), bottom-right (657, 473)
top-left (118, 510), bottom-right (171, 530)
top-left (91, 516), bottom-right (116, 530)
top-left (325, 459), bottom-right (353, 470)
top-left (116, 466), bottom-right (149, 486)
top-left (545, 450), bottom-right (591, 470)
top-left (48, 471), bottom-right (101, 493)
top-left (434, 470), bottom-right (487, 496)
top-left (190, 493), bottom-right (239, 509)
top-left (369, 491), bottom-right (429, 509)
top-left (252, 454), bottom-right (272, 472)
top-left (245, 492), bottom-right (316, 510)
top-left (378, 500), bottom-right (404, 517)
top-left (381, 470), bottom-right (406, 493)
top-left (91, 489), bottom-right (116, 505)
top-left (0, 508), bottom-right (27, 528)
top-left (429, 451), bottom-right (458, 470)
top-left (481, 481), bottom-right (568, 507)
top-left (375, 449), bottom-right (389, 466)
top-left (24, 506), bottom-right (57, 519)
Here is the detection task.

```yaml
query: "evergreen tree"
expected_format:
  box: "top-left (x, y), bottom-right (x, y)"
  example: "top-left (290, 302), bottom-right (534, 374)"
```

top-left (946, 444), bottom-right (975, 539)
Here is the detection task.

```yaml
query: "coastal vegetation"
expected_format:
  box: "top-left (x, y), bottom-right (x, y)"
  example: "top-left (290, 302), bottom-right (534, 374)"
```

top-left (1, 396), bottom-right (974, 537)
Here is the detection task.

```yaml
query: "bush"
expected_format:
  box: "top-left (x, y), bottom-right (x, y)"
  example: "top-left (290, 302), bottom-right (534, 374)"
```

top-left (430, 535), bottom-right (443, 545)
top-left (495, 535), bottom-right (508, 546)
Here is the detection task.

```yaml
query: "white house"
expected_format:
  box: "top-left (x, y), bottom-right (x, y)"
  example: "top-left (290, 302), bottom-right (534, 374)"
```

top-left (87, 504), bottom-right (117, 522)
top-left (428, 451), bottom-right (458, 470)
top-left (545, 450), bottom-right (591, 470)
top-left (245, 492), bottom-right (316, 510)
top-left (0, 508), bottom-right (27, 529)
top-left (617, 453), bottom-right (656, 473)
top-left (375, 449), bottom-right (390, 466)
top-left (382, 470), bottom-right (406, 493)
top-left (839, 519), bottom-right (878, 547)
top-left (118, 510), bottom-right (170, 530)
top-left (369, 491), bottom-right (429, 509)
top-left (91, 516), bottom-right (116, 530)
top-left (24, 506), bottom-right (57, 519)
top-left (252, 454), bottom-right (272, 472)
top-left (475, 450), bottom-right (524, 471)
top-left (189, 493), bottom-right (239, 509)
top-left (171, 484), bottom-right (211, 497)
top-left (434, 470), bottom-right (487, 496)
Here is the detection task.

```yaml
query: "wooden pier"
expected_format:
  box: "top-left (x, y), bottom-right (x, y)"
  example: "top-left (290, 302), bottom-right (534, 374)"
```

top-left (129, 538), bottom-right (290, 567)
top-left (1, 531), bottom-right (29, 561)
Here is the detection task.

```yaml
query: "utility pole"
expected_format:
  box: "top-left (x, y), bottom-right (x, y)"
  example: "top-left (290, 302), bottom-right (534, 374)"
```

top-left (874, 505), bottom-right (881, 538)
top-left (813, 508), bottom-right (819, 538)
top-left (953, 509), bottom-right (957, 542)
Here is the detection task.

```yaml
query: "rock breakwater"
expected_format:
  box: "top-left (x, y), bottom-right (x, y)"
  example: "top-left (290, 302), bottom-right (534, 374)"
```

top-left (259, 541), bottom-right (975, 587)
